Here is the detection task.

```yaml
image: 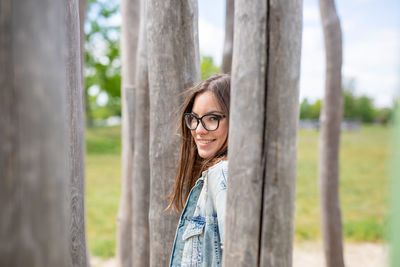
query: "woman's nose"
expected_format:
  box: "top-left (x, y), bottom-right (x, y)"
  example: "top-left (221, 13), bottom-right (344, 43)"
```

top-left (196, 122), bottom-right (208, 134)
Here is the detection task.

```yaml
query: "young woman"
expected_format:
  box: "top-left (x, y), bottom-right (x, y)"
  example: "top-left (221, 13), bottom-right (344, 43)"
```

top-left (167, 74), bottom-right (230, 267)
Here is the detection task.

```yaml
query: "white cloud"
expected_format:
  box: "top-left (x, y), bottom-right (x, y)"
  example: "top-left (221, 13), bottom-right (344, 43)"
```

top-left (97, 91), bottom-right (109, 106)
top-left (198, 17), bottom-right (224, 66)
top-left (88, 85), bottom-right (100, 96)
top-left (342, 28), bottom-right (400, 106)
top-left (299, 25), bottom-right (325, 103)
top-left (303, 6), bottom-right (320, 25)
top-left (198, 0), bottom-right (400, 107)
top-left (300, 10), bottom-right (400, 107)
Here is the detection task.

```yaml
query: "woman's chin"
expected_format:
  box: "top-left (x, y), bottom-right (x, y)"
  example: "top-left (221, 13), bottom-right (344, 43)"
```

top-left (198, 148), bottom-right (215, 159)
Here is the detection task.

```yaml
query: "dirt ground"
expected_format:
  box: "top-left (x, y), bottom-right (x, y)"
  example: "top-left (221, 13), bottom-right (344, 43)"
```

top-left (293, 241), bottom-right (388, 267)
top-left (91, 242), bottom-right (389, 267)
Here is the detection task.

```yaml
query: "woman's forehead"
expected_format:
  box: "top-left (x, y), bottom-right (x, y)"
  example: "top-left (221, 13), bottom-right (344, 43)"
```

top-left (192, 91), bottom-right (222, 113)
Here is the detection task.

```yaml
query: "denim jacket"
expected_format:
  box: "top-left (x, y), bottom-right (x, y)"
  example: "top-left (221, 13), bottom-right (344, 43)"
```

top-left (169, 160), bottom-right (228, 267)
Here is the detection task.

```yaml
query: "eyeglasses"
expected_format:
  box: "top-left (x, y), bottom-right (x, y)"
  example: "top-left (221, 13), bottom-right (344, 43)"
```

top-left (184, 113), bottom-right (226, 131)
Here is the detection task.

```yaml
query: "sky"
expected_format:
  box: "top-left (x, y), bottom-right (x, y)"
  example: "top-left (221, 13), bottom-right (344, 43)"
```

top-left (198, 0), bottom-right (400, 107)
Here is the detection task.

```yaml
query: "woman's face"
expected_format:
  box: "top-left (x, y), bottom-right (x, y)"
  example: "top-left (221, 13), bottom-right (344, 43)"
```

top-left (190, 91), bottom-right (228, 159)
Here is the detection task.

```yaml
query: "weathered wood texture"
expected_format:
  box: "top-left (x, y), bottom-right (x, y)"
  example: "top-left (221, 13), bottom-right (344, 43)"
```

top-left (224, 0), bottom-right (302, 266)
top-left (146, 0), bottom-right (200, 265)
top-left (79, 0), bottom-right (87, 97)
top-left (65, 0), bottom-right (88, 266)
top-left (0, 1), bottom-right (69, 266)
top-left (221, 0), bottom-right (234, 74)
top-left (130, 0), bottom-right (150, 266)
top-left (318, 0), bottom-right (345, 267)
top-left (117, 0), bottom-right (140, 266)
top-left (259, 1), bottom-right (302, 265)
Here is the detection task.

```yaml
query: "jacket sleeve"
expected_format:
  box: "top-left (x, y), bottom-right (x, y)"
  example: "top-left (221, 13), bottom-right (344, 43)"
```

top-left (214, 167), bottom-right (228, 248)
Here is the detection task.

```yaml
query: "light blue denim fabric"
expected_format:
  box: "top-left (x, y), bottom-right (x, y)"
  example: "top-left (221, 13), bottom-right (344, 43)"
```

top-left (169, 160), bottom-right (228, 267)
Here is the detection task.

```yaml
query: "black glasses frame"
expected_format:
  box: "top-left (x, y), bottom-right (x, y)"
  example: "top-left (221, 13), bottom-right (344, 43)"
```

top-left (184, 113), bottom-right (226, 131)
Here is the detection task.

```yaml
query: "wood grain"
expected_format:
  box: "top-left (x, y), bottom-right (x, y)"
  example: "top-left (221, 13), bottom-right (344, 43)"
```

top-left (224, 0), bottom-right (302, 266)
top-left (131, 0), bottom-right (150, 266)
top-left (221, 0), bottom-right (234, 74)
top-left (65, 0), bottom-right (88, 266)
top-left (0, 1), bottom-right (69, 266)
top-left (146, 0), bottom-right (200, 265)
top-left (318, 0), bottom-right (345, 266)
top-left (117, 0), bottom-right (140, 266)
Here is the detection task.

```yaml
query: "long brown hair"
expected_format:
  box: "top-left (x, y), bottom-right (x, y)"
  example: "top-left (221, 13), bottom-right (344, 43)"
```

top-left (165, 74), bottom-right (231, 213)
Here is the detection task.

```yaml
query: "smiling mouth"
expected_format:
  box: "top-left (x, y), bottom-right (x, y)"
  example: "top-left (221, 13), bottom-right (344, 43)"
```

top-left (197, 139), bottom-right (215, 145)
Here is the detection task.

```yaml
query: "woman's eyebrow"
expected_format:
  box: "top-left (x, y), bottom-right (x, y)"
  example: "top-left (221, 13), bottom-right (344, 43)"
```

top-left (191, 110), bottom-right (223, 116)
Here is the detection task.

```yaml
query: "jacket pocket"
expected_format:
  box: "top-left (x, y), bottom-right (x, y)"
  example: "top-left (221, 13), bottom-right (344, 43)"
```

top-left (181, 217), bottom-right (206, 266)
top-left (182, 216), bottom-right (205, 240)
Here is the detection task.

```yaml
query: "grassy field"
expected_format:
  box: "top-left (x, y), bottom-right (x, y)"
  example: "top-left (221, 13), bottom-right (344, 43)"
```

top-left (86, 125), bottom-right (391, 258)
top-left (86, 126), bottom-right (121, 258)
top-left (295, 126), bottom-right (390, 242)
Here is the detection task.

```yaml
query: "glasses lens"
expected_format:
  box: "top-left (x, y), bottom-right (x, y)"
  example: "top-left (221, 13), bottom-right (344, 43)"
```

top-left (184, 114), bottom-right (197, 130)
top-left (202, 114), bottom-right (220, 131)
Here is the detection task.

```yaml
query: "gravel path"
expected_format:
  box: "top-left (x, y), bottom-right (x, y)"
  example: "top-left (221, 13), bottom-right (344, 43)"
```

top-left (91, 242), bottom-right (389, 267)
top-left (293, 242), bottom-right (388, 267)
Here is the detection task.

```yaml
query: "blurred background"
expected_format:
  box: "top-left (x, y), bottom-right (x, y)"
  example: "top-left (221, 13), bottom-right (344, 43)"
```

top-left (83, 0), bottom-right (399, 265)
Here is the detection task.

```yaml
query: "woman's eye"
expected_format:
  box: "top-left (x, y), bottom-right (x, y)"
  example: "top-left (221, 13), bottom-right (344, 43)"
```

top-left (210, 116), bottom-right (219, 121)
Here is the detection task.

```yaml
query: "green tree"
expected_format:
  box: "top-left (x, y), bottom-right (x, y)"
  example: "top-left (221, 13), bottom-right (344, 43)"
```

top-left (309, 99), bottom-right (321, 119)
top-left (375, 107), bottom-right (393, 125)
top-left (300, 98), bottom-right (311, 119)
top-left (299, 98), bottom-right (321, 120)
top-left (85, 0), bottom-right (121, 125)
top-left (356, 96), bottom-right (375, 123)
top-left (343, 89), bottom-right (357, 119)
top-left (201, 56), bottom-right (220, 79)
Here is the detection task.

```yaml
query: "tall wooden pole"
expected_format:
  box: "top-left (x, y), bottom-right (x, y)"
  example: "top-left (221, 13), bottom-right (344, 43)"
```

top-left (223, 0), bottom-right (302, 266)
top-left (0, 1), bottom-right (69, 266)
top-left (147, 0), bottom-right (200, 265)
top-left (65, 0), bottom-right (88, 266)
top-left (221, 0), bottom-right (234, 74)
top-left (391, 105), bottom-right (400, 267)
top-left (79, 0), bottom-right (87, 104)
top-left (117, 0), bottom-right (140, 266)
top-left (131, 0), bottom-right (150, 265)
top-left (318, 0), bottom-right (345, 266)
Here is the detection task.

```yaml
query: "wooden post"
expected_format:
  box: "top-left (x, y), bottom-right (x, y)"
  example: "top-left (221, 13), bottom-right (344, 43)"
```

top-left (79, 0), bottom-right (87, 101)
top-left (0, 1), bottom-right (69, 266)
top-left (391, 106), bottom-right (400, 267)
top-left (131, 0), bottom-right (150, 265)
top-left (223, 0), bottom-right (302, 266)
top-left (65, 0), bottom-right (88, 266)
top-left (117, 0), bottom-right (140, 266)
top-left (146, 0), bottom-right (200, 265)
top-left (318, 0), bottom-right (345, 266)
top-left (221, 0), bottom-right (234, 74)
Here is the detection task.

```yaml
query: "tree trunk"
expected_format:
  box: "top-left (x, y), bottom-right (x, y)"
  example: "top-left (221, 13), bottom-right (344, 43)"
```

top-left (318, 0), bottom-right (345, 267)
top-left (221, 0), bottom-right (234, 74)
top-left (79, 0), bottom-right (87, 110)
top-left (65, 0), bottom-right (88, 266)
top-left (391, 107), bottom-right (400, 267)
top-left (223, 0), bottom-right (302, 266)
top-left (146, 0), bottom-right (200, 265)
top-left (131, 0), bottom-right (150, 265)
top-left (117, 0), bottom-right (140, 266)
top-left (80, 1), bottom-right (93, 128)
top-left (0, 1), bottom-right (69, 266)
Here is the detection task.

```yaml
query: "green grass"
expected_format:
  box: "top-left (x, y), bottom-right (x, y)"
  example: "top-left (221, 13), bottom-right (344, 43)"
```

top-left (86, 126), bottom-right (121, 155)
top-left (295, 125), bottom-right (391, 242)
top-left (85, 125), bottom-right (391, 257)
top-left (86, 126), bottom-right (121, 258)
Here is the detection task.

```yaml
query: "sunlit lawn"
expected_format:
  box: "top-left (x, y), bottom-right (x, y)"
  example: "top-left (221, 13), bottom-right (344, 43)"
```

top-left (86, 125), bottom-right (391, 258)
top-left (295, 126), bottom-right (391, 242)
top-left (86, 126), bottom-right (121, 258)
